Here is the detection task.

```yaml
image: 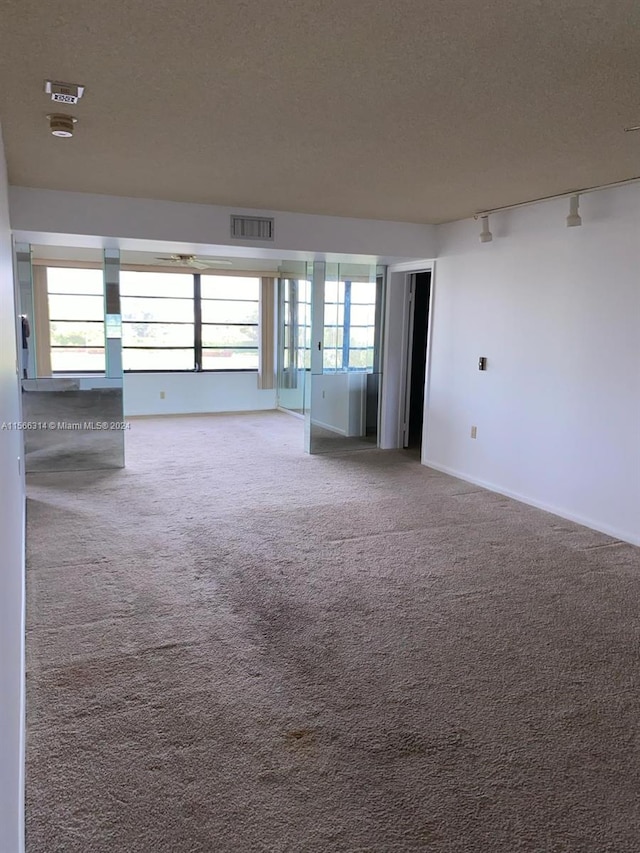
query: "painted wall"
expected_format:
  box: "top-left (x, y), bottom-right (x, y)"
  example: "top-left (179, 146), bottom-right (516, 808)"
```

top-left (9, 187), bottom-right (436, 261)
top-left (123, 372), bottom-right (276, 417)
top-left (0, 125), bottom-right (26, 853)
top-left (426, 184), bottom-right (640, 545)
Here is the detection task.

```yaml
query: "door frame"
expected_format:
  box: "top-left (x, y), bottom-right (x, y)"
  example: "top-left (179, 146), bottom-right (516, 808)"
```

top-left (379, 260), bottom-right (435, 456)
top-left (401, 273), bottom-right (417, 449)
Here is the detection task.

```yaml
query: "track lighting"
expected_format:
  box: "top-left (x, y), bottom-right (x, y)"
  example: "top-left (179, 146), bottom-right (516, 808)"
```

top-left (566, 194), bottom-right (582, 227)
top-left (479, 214), bottom-right (493, 243)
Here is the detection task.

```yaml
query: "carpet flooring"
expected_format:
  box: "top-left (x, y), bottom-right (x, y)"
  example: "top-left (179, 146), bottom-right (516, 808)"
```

top-left (25, 411), bottom-right (640, 852)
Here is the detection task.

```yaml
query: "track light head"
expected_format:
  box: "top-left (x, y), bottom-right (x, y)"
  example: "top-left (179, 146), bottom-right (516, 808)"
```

top-left (566, 194), bottom-right (582, 227)
top-left (479, 214), bottom-right (493, 243)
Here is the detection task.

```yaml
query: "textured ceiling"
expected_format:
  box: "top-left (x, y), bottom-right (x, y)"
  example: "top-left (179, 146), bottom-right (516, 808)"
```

top-left (1, 0), bottom-right (640, 224)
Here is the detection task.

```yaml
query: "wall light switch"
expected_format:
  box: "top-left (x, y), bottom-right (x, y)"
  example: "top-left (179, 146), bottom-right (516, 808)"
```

top-left (471, 426), bottom-right (477, 439)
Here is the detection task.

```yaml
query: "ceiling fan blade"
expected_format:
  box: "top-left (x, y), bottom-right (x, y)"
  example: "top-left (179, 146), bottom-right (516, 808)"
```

top-left (153, 255), bottom-right (233, 269)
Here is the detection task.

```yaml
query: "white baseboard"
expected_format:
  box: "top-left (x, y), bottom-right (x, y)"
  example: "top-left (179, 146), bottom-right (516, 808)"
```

top-left (422, 459), bottom-right (640, 547)
top-left (311, 419), bottom-right (348, 436)
top-left (276, 407), bottom-right (305, 420)
top-left (126, 408), bottom-right (278, 420)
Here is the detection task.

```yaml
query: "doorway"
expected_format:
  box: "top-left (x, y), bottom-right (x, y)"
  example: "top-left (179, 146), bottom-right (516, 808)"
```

top-left (403, 271), bottom-right (432, 450)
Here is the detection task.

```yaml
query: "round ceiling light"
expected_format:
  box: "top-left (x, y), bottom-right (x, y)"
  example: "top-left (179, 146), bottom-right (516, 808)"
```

top-left (46, 113), bottom-right (77, 137)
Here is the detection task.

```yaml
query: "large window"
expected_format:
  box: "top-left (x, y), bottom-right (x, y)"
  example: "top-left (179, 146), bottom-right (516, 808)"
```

top-left (47, 268), bottom-right (261, 373)
top-left (48, 268), bottom-right (105, 372)
top-left (201, 276), bottom-right (259, 370)
top-left (120, 272), bottom-right (195, 371)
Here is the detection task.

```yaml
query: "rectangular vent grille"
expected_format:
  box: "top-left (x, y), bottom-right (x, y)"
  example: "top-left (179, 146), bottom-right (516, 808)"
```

top-left (231, 215), bottom-right (274, 241)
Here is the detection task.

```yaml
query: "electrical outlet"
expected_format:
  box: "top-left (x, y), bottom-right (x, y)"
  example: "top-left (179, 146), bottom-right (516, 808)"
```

top-left (470, 425), bottom-right (477, 439)
top-left (160, 391), bottom-right (165, 399)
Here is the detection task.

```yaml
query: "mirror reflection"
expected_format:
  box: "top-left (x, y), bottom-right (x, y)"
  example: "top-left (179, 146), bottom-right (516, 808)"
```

top-left (18, 245), bottom-right (125, 472)
top-left (276, 263), bottom-right (311, 417)
top-left (309, 262), bottom-right (383, 454)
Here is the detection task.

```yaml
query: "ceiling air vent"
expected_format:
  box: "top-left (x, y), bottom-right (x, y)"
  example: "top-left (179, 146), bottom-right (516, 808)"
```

top-left (230, 215), bottom-right (274, 241)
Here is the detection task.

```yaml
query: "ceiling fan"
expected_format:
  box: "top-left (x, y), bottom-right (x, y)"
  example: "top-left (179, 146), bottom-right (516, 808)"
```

top-left (155, 253), bottom-right (233, 270)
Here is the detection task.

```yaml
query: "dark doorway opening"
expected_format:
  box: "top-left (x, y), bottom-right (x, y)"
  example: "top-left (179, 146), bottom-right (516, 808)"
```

top-left (405, 271), bottom-right (432, 450)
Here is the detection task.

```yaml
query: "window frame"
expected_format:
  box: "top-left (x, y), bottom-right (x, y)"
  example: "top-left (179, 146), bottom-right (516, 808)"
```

top-left (199, 275), bottom-right (261, 373)
top-left (120, 271), bottom-right (197, 372)
top-left (46, 266), bottom-right (263, 375)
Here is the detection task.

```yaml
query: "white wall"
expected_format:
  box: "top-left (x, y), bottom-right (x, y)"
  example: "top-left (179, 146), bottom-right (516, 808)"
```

top-left (123, 372), bottom-right (276, 417)
top-left (0, 125), bottom-right (26, 853)
top-left (9, 187), bottom-right (436, 262)
top-left (426, 184), bottom-right (640, 545)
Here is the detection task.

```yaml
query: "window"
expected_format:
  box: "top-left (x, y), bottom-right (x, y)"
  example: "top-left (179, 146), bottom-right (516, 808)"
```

top-left (200, 276), bottom-right (259, 370)
top-left (47, 268), bottom-right (105, 372)
top-left (323, 279), bottom-right (377, 372)
top-left (120, 272), bottom-right (195, 371)
top-left (47, 268), bottom-right (262, 373)
top-left (347, 281), bottom-right (377, 369)
top-left (281, 278), bottom-right (311, 374)
top-left (277, 277), bottom-right (311, 414)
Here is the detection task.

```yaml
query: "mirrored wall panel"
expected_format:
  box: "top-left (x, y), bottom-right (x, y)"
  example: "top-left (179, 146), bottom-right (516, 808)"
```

top-left (308, 262), bottom-right (384, 454)
top-left (18, 246), bottom-right (125, 471)
top-left (277, 262), bottom-right (312, 417)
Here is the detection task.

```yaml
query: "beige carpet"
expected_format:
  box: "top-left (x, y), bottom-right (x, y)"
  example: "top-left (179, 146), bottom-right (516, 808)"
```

top-left (25, 411), bottom-right (640, 852)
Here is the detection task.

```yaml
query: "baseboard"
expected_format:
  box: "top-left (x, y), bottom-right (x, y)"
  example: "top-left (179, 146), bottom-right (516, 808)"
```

top-left (276, 407), bottom-right (305, 420)
top-left (126, 408), bottom-right (279, 420)
top-left (422, 459), bottom-right (640, 547)
top-left (310, 419), bottom-right (348, 436)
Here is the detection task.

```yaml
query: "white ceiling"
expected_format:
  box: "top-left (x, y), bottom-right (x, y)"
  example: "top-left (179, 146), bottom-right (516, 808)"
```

top-left (2, 0), bottom-right (640, 224)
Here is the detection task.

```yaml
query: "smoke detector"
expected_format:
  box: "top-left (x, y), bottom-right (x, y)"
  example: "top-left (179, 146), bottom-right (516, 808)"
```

top-left (44, 80), bottom-right (85, 105)
top-left (47, 113), bottom-right (77, 138)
